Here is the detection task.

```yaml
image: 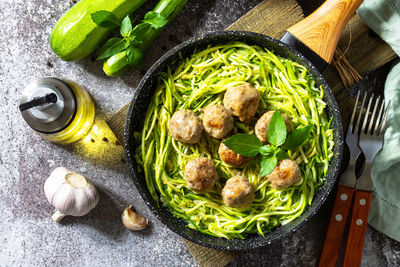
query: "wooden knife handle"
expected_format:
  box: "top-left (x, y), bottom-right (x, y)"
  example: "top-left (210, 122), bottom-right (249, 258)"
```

top-left (343, 190), bottom-right (372, 267)
top-left (287, 0), bottom-right (364, 63)
top-left (319, 185), bottom-right (355, 267)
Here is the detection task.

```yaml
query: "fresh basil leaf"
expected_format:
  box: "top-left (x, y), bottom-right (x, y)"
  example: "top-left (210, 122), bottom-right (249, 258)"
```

top-left (126, 45), bottom-right (134, 65)
top-left (260, 154), bottom-right (277, 176)
top-left (127, 35), bottom-right (142, 46)
top-left (99, 37), bottom-right (122, 50)
top-left (126, 46), bottom-right (143, 68)
top-left (131, 23), bottom-right (152, 41)
top-left (97, 38), bottom-right (128, 60)
top-left (258, 145), bottom-right (274, 156)
top-left (143, 11), bottom-right (168, 30)
top-left (223, 134), bottom-right (263, 157)
top-left (267, 110), bottom-right (287, 147)
top-left (275, 148), bottom-right (290, 160)
top-left (91, 11), bottom-right (120, 28)
top-left (283, 125), bottom-right (313, 150)
top-left (120, 15), bottom-right (133, 37)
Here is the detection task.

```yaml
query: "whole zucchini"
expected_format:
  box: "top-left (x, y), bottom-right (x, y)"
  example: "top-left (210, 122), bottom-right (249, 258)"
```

top-left (50, 0), bottom-right (146, 61)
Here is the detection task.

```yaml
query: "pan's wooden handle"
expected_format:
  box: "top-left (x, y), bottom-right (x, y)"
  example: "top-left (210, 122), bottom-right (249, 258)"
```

top-left (319, 185), bottom-right (355, 267)
top-left (343, 190), bottom-right (372, 267)
top-left (287, 0), bottom-right (364, 63)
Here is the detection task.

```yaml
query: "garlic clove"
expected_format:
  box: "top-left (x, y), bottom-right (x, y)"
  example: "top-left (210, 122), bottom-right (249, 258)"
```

top-left (44, 167), bottom-right (70, 201)
top-left (121, 206), bottom-right (148, 231)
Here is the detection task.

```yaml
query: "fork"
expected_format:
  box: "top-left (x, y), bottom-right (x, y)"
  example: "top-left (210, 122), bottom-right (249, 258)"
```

top-left (342, 93), bottom-right (390, 266)
top-left (319, 92), bottom-right (390, 267)
top-left (319, 91), bottom-right (363, 267)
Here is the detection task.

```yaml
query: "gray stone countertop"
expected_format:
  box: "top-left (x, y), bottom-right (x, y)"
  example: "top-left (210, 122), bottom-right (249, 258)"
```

top-left (1, 0), bottom-right (399, 266)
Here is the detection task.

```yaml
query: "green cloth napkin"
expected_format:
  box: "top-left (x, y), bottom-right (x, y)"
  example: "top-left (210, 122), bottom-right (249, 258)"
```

top-left (358, 0), bottom-right (400, 242)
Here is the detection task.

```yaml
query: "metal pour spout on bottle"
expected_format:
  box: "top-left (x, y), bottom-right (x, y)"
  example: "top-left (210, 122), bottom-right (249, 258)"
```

top-left (19, 78), bottom-right (95, 144)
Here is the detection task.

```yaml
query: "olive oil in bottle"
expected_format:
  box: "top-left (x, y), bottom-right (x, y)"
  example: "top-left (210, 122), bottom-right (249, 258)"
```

top-left (19, 78), bottom-right (95, 144)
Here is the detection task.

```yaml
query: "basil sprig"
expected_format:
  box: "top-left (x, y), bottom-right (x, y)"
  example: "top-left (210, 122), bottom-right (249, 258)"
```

top-left (91, 11), bottom-right (120, 28)
top-left (221, 133), bottom-right (262, 157)
top-left (91, 11), bottom-right (168, 66)
top-left (223, 111), bottom-right (313, 176)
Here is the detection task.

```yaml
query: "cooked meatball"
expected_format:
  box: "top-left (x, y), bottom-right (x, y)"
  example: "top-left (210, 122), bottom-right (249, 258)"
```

top-left (184, 157), bottom-right (217, 193)
top-left (221, 175), bottom-right (255, 208)
top-left (218, 142), bottom-right (250, 167)
top-left (201, 105), bottom-right (233, 139)
top-left (223, 83), bottom-right (260, 122)
top-left (169, 109), bottom-right (203, 144)
top-left (267, 159), bottom-right (301, 189)
top-left (255, 111), bottom-right (292, 143)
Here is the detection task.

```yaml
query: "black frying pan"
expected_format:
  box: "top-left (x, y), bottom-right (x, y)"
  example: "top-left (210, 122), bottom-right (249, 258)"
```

top-left (124, 0), bottom-right (362, 250)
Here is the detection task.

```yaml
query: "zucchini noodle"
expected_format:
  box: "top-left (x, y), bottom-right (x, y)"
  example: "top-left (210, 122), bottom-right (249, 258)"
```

top-left (134, 42), bottom-right (334, 239)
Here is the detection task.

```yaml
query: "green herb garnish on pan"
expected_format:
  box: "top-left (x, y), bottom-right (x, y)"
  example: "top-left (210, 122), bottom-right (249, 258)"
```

top-left (223, 111), bottom-right (313, 176)
top-left (135, 42), bottom-right (334, 239)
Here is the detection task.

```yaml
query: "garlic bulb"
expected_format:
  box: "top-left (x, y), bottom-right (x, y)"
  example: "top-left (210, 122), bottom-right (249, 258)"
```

top-left (44, 167), bottom-right (99, 222)
top-left (121, 206), bottom-right (148, 230)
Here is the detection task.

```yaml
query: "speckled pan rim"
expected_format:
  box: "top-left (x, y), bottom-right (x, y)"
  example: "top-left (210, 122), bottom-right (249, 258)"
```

top-left (124, 31), bottom-right (344, 251)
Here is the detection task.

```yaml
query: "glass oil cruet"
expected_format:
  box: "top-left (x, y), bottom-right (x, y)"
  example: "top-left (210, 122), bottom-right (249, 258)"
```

top-left (19, 77), bottom-right (95, 144)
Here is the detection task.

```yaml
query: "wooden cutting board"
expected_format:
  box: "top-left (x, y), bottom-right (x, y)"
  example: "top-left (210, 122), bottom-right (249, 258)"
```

top-left (106, 0), bottom-right (396, 266)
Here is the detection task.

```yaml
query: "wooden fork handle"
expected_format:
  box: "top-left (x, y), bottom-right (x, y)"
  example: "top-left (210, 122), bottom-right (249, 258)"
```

top-left (343, 190), bottom-right (372, 267)
top-left (319, 185), bottom-right (355, 267)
